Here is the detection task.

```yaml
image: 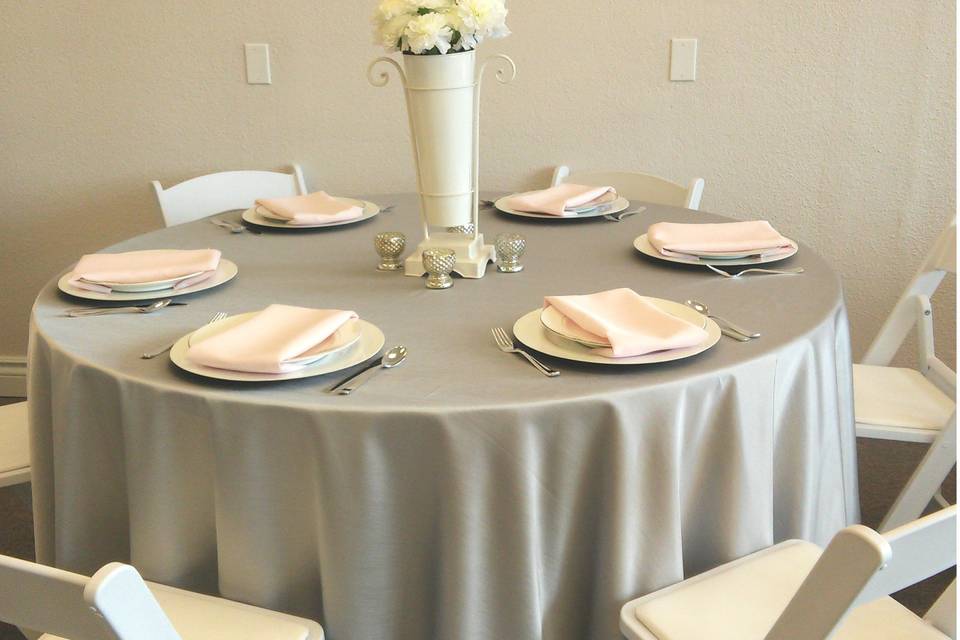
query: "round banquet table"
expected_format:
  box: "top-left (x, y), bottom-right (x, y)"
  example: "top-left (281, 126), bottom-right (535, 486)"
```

top-left (29, 193), bottom-right (858, 640)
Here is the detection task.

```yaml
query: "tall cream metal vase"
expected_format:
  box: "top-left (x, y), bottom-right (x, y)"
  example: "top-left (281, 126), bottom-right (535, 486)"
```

top-left (368, 50), bottom-right (517, 278)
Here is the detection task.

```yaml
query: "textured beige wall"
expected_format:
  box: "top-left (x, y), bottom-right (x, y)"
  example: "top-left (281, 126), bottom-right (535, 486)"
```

top-left (1, 1), bottom-right (955, 367)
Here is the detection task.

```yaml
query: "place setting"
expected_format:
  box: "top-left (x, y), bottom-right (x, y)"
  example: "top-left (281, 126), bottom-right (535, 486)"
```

top-left (57, 248), bottom-right (238, 312)
top-left (493, 184), bottom-right (640, 221)
top-left (241, 190), bottom-right (382, 230)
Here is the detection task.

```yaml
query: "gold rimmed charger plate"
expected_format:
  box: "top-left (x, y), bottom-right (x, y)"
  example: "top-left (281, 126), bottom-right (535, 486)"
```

top-left (633, 234), bottom-right (799, 267)
top-left (241, 199), bottom-right (381, 229)
top-left (170, 313), bottom-right (385, 383)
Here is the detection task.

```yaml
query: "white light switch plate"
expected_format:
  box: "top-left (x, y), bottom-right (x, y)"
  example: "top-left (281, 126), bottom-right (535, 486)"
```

top-left (245, 43), bottom-right (271, 84)
top-left (670, 38), bottom-right (697, 81)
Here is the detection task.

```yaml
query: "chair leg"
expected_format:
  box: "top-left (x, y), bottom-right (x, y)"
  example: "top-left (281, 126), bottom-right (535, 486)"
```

top-left (879, 415), bottom-right (957, 532)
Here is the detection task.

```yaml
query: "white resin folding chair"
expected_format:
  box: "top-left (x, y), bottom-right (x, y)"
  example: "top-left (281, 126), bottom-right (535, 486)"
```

top-left (152, 165), bottom-right (307, 227)
top-left (855, 216), bottom-right (956, 531)
top-left (0, 401), bottom-right (29, 488)
top-left (620, 505), bottom-right (957, 640)
top-left (550, 165), bottom-right (705, 210)
top-left (0, 555), bottom-right (323, 640)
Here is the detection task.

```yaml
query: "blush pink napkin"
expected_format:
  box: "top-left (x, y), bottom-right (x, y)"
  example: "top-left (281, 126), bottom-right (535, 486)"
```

top-left (68, 249), bottom-right (221, 293)
top-left (647, 221), bottom-right (794, 258)
top-left (544, 288), bottom-right (708, 358)
top-left (186, 304), bottom-right (358, 374)
top-left (502, 184), bottom-right (617, 216)
top-left (256, 191), bottom-right (363, 226)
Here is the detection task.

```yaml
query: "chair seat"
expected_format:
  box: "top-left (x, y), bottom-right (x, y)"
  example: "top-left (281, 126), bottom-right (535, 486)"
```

top-left (40, 580), bottom-right (323, 640)
top-left (0, 401), bottom-right (30, 483)
top-left (623, 540), bottom-right (948, 640)
top-left (854, 365), bottom-right (955, 431)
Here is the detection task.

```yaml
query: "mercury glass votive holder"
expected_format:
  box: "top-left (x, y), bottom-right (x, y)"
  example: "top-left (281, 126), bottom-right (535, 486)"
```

top-left (374, 232), bottom-right (406, 271)
top-left (447, 223), bottom-right (476, 235)
top-left (495, 233), bottom-right (526, 273)
top-left (422, 248), bottom-right (456, 289)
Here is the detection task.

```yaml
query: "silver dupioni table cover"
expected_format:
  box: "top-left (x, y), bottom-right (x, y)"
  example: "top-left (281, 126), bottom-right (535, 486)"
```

top-left (29, 194), bottom-right (857, 639)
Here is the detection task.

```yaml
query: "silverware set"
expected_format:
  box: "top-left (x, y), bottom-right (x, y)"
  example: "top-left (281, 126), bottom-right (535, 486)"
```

top-left (66, 299), bottom-right (184, 317)
top-left (328, 345), bottom-right (407, 394)
top-left (141, 311), bottom-right (227, 359)
top-left (684, 299), bottom-right (760, 342)
top-left (705, 264), bottom-right (805, 279)
top-left (491, 327), bottom-right (560, 377)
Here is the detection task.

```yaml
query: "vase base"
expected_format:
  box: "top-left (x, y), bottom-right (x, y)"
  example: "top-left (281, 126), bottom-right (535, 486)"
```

top-left (404, 234), bottom-right (496, 279)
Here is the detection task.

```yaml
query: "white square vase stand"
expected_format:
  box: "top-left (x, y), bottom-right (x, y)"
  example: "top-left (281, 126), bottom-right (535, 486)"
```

top-left (367, 50), bottom-right (517, 279)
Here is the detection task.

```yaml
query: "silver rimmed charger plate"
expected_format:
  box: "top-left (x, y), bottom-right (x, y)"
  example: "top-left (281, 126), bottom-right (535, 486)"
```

top-left (633, 234), bottom-right (799, 267)
top-left (57, 259), bottom-right (238, 302)
top-left (241, 199), bottom-right (381, 229)
top-left (494, 194), bottom-right (630, 220)
top-left (513, 301), bottom-right (721, 365)
top-left (170, 314), bottom-right (385, 382)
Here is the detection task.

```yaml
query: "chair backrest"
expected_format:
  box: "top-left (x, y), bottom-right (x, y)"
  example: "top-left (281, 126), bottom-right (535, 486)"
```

top-left (152, 165), bottom-right (307, 227)
top-left (765, 505), bottom-right (957, 640)
top-left (861, 216), bottom-right (956, 375)
top-left (550, 165), bottom-right (705, 210)
top-left (0, 555), bottom-right (181, 640)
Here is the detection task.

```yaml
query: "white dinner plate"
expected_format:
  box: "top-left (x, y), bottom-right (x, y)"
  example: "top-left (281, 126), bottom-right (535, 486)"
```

top-left (513, 305), bottom-right (721, 366)
top-left (241, 199), bottom-right (381, 229)
top-left (633, 234), bottom-right (799, 267)
top-left (171, 314), bottom-right (385, 382)
top-left (86, 271), bottom-right (205, 293)
top-left (494, 194), bottom-right (630, 220)
top-left (58, 259), bottom-right (238, 302)
top-left (539, 299), bottom-right (708, 349)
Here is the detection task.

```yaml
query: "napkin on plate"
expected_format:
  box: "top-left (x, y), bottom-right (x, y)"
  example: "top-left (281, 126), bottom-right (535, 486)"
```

top-left (647, 221), bottom-right (794, 259)
top-left (502, 184), bottom-right (617, 216)
top-left (186, 304), bottom-right (359, 374)
top-left (68, 249), bottom-right (222, 293)
top-left (544, 288), bottom-right (708, 358)
top-left (256, 191), bottom-right (363, 226)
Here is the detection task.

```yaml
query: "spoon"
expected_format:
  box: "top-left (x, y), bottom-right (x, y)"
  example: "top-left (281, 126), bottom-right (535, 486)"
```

top-left (604, 206), bottom-right (647, 222)
top-left (330, 345), bottom-right (408, 395)
top-left (67, 299), bottom-right (174, 317)
top-left (683, 300), bottom-right (761, 339)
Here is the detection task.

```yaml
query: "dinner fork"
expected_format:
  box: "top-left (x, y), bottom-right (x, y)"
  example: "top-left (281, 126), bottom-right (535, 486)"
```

top-left (491, 327), bottom-right (560, 377)
top-left (141, 311), bottom-right (227, 359)
top-left (604, 207), bottom-right (647, 222)
top-left (705, 264), bottom-right (806, 279)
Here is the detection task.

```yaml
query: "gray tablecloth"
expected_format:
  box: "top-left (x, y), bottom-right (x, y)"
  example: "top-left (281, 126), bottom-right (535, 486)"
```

top-left (29, 194), bottom-right (858, 640)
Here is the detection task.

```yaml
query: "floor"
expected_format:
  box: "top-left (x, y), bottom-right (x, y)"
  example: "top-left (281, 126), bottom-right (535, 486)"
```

top-left (0, 397), bottom-right (955, 638)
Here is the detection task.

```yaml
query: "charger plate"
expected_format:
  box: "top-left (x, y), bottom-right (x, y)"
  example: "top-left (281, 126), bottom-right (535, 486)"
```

top-left (494, 193), bottom-right (630, 219)
top-left (633, 234), bottom-right (799, 267)
top-left (58, 259), bottom-right (238, 302)
top-left (539, 299), bottom-right (708, 348)
top-left (513, 302), bottom-right (721, 366)
top-left (241, 199), bottom-right (380, 229)
top-left (170, 313), bottom-right (384, 382)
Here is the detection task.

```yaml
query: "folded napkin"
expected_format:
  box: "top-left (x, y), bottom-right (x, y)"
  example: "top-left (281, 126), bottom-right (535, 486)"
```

top-left (502, 184), bottom-right (617, 216)
top-left (256, 191), bottom-right (363, 226)
top-left (68, 249), bottom-right (221, 293)
top-left (186, 304), bottom-right (358, 374)
top-left (647, 221), bottom-right (794, 258)
top-left (544, 288), bottom-right (708, 358)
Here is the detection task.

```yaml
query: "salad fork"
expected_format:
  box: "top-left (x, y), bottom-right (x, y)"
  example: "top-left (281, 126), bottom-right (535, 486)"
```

top-left (141, 311), bottom-right (227, 359)
top-left (491, 327), bottom-right (559, 377)
top-left (705, 264), bottom-right (805, 279)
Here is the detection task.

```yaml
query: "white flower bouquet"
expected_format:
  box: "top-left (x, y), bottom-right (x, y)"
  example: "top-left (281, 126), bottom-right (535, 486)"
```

top-left (373, 0), bottom-right (510, 55)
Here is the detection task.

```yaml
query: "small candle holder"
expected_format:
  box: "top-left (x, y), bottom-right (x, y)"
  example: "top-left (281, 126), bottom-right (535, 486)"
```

top-left (374, 232), bottom-right (406, 271)
top-left (422, 248), bottom-right (456, 289)
top-left (495, 233), bottom-right (526, 273)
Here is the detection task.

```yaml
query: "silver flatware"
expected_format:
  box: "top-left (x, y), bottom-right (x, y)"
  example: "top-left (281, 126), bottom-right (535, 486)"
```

top-left (380, 204), bottom-right (396, 213)
top-left (480, 199), bottom-right (496, 208)
top-left (684, 300), bottom-right (760, 339)
top-left (604, 206), bottom-right (647, 222)
top-left (67, 299), bottom-right (175, 317)
top-left (210, 218), bottom-right (244, 233)
top-left (706, 264), bottom-right (805, 279)
top-left (329, 345), bottom-right (407, 395)
top-left (141, 311), bottom-right (227, 359)
top-left (65, 301), bottom-right (187, 315)
top-left (491, 327), bottom-right (560, 377)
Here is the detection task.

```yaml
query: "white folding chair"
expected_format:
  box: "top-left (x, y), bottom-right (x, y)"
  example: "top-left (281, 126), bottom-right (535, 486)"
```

top-left (855, 216), bottom-right (956, 531)
top-left (621, 505), bottom-right (957, 640)
top-left (0, 401), bottom-right (29, 488)
top-left (0, 554), bottom-right (324, 640)
top-left (152, 165), bottom-right (308, 227)
top-left (550, 165), bottom-right (705, 210)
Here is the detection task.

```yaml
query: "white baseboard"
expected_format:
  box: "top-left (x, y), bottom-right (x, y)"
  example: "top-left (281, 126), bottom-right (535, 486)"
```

top-left (0, 356), bottom-right (26, 397)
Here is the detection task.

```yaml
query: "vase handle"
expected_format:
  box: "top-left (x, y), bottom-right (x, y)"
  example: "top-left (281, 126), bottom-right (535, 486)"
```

top-left (367, 57), bottom-right (407, 88)
top-left (477, 54), bottom-right (517, 88)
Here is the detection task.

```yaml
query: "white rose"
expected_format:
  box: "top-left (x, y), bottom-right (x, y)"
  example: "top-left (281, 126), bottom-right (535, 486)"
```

top-left (404, 12), bottom-right (454, 54)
